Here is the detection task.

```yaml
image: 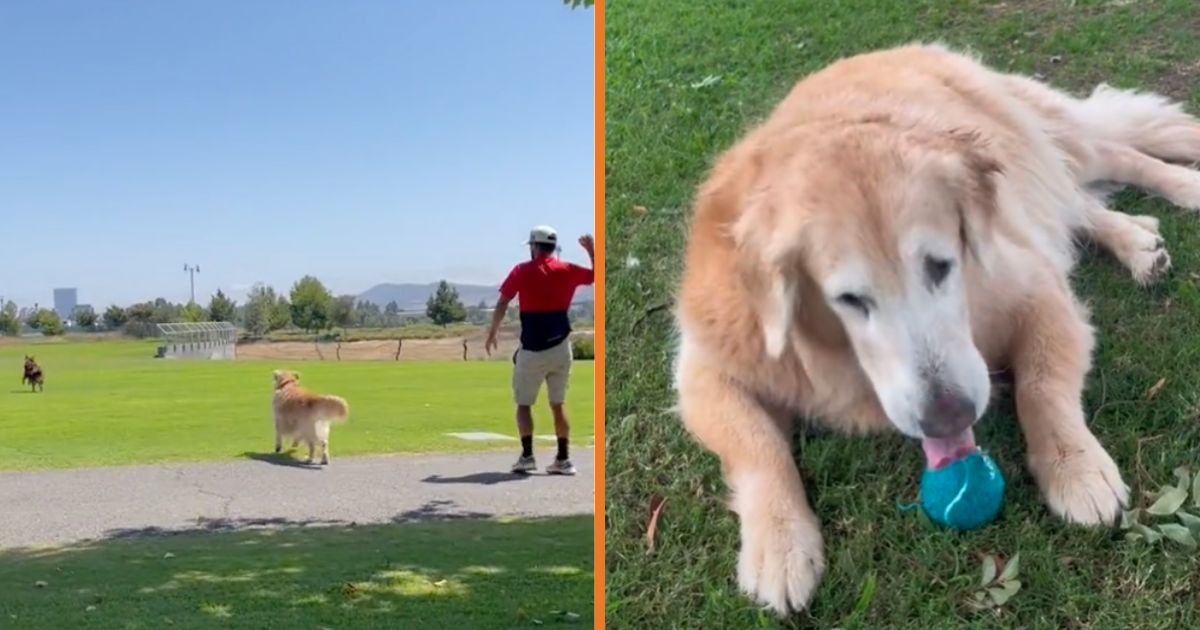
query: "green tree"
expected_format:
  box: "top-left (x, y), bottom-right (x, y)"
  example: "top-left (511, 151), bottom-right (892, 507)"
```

top-left (103, 305), bottom-right (128, 330)
top-left (354, 300), bottom-right (382, 327)
top-left (425, 280), bottom-right (467, 327)
top-left (0, 301), bottom-right (19, 336)
top-left (245, 284), bottom-right (281, 337)
top-left (150, 298), bottom-right (181, 323)
top-left (270, 295), bottom-right (292, 331)
top-left (290, 276), bottom-right (333, 333)
top-left (29, 309), bottom-right (65, 336)
top-left (181, 302), bottom-right (205, 323)
top-left (384, 300), bottom-right (401, 326)
top-left (563, 0), bottom-right (593, 7)
top-left (208, 289), bottom-right (237, 323)
top-left (73, 305), bottom-right (98, 329)
top-left (331, 295), bottom-right (356, 329)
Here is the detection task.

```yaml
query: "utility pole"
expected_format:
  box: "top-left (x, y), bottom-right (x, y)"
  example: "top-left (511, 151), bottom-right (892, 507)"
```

top-left (183, 264), bottom-right (201, 304)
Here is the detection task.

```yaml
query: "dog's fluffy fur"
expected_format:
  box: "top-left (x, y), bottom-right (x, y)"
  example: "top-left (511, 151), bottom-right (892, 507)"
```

top-left (272, 369), bottom-right (349, 465)
top-left (675, 44), bottom-right (1200, 615)
top-left (22, 355), bottom-right (43, 393)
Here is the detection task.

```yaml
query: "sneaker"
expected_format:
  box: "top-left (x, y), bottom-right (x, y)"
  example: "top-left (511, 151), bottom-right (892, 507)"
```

top-left (546, 458), bottom-right (577, 475)
top-left (511, 455), bottom-right (537, 474)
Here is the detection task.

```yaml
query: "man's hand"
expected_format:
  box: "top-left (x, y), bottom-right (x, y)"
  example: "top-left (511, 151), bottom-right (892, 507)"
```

top-left (485, 332), bottom-right (499, 356)
top-left (578, 234), bottom-right (594, 256)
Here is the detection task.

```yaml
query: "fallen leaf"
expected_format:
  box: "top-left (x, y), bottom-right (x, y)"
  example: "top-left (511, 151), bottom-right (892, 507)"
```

top-left (632, 205), bottom-right (648, 216)
top-left (1157, 523), bottom-right (1197, 548)
top-left (1146, 377), bottom-right (1167, 400)
top-left (163, 552), bottom-right (175, 559)
top-left (1120, 508), bottom-right (1141, 530)
top-left (988, 580), bottom-right (1021, 607)
top-left (564, 611), bottom-right (582, 621)
top-left (646, 495), bottom-right (667, 552)
top-left (1177, 511), bottom-right (1200, 535)
top-left (1132, 522), bottom-right (1164, 543)
top-left (433, 579), bottom-right (448, 587)
top-left (85, 605), bottom-right (96, 612)
top-left (997, 553), bottom-right (1020, 584)
top-left (34, 581), bottom-right (47, 588)
top-left (690, 74), bottom-right (722, 89)
top-left (980, 555), bottom-right (997, 586)
top-left (1193, 471), bottom-right (1200, 508)
top-left (1148, 486), bottom-right (1188, 516)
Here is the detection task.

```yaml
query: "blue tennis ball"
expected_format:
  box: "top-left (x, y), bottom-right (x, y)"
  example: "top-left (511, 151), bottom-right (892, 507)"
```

top-left (920, 449), bottom-right (1005, 531)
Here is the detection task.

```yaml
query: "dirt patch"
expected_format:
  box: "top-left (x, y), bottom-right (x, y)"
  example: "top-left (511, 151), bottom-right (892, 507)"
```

top-left (235, 331), bottom-right (594, 362)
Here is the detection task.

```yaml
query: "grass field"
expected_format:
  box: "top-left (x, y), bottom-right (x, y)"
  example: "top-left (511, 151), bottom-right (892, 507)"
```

top-left (606, 0), bottom-right (1200, 627)
top-left (0, 339), bottom-right (594, 471)
top-left (0, 516), bottom-right (592, 629)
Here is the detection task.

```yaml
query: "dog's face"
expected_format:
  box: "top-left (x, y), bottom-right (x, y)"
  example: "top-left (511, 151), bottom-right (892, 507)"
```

top-left (273, 369), bottom-right (300, 389)
top-left (733, 127), bottom-right (997, 439)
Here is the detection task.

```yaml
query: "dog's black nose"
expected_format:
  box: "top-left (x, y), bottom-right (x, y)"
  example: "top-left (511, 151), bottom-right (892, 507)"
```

top-left (919, 390), bottom-right (977, 438)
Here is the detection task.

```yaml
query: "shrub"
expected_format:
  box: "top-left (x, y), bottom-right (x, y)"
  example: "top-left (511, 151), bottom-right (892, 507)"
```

top-left (571, 335), bottom-right (595, 360)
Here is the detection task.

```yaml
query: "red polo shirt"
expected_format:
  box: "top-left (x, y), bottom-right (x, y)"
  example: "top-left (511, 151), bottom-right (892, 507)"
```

top-left (500, 255), bottom-right (593, 350)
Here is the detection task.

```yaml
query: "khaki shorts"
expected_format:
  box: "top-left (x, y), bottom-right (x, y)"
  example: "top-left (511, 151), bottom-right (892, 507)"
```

top-left (512, 339), bottom-right (573, 406)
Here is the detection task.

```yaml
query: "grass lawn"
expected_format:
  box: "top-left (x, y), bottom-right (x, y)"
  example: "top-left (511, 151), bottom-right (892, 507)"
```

top-left (0, 516), bottom-right (592, 629)
top-left (0, 339), bottom-right (593, 471)
top-left (606, 0), bottom-right (1200, 627)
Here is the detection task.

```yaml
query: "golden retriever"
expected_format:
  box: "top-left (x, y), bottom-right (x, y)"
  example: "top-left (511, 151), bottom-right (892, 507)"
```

top-left (272, 369), bottom-right (349, 465)
top-left (675, 43), bottom-right (1200, 614)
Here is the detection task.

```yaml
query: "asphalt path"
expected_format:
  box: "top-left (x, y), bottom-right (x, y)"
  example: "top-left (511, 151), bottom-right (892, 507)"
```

top-left (0, 448), bottom-right (594, 548)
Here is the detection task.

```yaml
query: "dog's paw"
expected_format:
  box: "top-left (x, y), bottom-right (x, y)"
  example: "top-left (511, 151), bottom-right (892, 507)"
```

top-left (1124, 217), bottom-right (1171, 285)
top-left (1030, 439), bottom-right (1128, 526)
top-left (735, 504), bottom-right (825, 615)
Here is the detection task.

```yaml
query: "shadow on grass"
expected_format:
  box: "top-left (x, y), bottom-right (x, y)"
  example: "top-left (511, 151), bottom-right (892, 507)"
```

top-left (392, 500), bottom-right (494, 523)
top-left (422, 471), bottom-right (532, 486)
top-left (106, 516), bottom-right (350, 540)
top-left (240, 451), bottom-right (323, 469)
top-left (0, 515), bottom-right (593, 629)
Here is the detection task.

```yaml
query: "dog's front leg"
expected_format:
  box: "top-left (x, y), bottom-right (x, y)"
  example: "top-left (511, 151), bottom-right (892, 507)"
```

top-left (1011, 280), bottom-right (1128, 525)
top-left (678, 356), bottom-right (824, 615)
top-left (273, 416), bottom-right (282, 454)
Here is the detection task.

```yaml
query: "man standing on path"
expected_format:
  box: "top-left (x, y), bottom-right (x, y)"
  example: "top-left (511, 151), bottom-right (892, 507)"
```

top-left (486, 225), bottom-right (594, 475)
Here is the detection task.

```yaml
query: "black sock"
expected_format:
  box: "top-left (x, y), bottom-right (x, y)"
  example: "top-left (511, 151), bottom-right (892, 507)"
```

top-left (556, 437), bottom-right (569, 461)
top-left (521, 436), bottom-right (533, 458)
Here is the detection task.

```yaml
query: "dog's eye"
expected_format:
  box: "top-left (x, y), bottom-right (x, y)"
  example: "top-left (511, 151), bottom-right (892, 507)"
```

top-left (835, 293), bottom-right (872, 316)
top-left (925, 256), bottom-right (953, 287)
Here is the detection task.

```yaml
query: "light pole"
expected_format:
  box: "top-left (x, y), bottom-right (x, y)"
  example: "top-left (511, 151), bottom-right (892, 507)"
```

top-left (183, 264), bottom-right (201, 304)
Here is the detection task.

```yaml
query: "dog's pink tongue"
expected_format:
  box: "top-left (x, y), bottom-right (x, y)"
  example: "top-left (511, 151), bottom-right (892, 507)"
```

top-left (921, 428), bottom-right (977, 470)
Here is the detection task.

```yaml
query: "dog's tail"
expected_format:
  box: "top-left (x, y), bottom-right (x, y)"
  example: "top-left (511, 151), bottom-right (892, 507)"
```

top-left (1075, 84), bottom-right (1200, 163)
top-left (318, 395), bottom-right (350, 423)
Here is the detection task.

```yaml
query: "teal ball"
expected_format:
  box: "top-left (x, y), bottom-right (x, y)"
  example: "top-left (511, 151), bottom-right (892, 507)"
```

top-left (920, 449), bottom-right (1005, 531)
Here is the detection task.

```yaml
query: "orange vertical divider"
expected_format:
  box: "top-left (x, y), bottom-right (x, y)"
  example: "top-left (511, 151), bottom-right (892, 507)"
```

top-left (593, 0), bottom-right (606, 628)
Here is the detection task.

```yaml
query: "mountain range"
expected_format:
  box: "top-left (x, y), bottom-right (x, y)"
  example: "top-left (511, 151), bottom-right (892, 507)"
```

top-left (357, 282), bottom-right (594, 311)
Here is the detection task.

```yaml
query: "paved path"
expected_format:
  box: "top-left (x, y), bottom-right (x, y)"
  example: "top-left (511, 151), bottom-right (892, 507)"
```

top-left (0, 449), bottom-right (593, 549)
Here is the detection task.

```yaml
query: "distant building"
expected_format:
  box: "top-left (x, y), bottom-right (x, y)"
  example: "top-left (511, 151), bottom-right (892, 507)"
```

top-left (54, 288), bottom-right (77, 320)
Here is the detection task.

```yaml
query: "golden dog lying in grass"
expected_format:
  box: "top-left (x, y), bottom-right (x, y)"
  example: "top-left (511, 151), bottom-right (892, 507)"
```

top-left (675, 43), bottom-right (1200, 614)
top-left (272, 369), bottom-right (349, 465)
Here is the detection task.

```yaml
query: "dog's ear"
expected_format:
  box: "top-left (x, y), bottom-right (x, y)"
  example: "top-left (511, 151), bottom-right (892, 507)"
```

top-left (917, 129), bottom-right (1002, 273)
top-left (730, 181), bottom-right (802, 360)
top-left (953, 132), bottom-right (1002, 273)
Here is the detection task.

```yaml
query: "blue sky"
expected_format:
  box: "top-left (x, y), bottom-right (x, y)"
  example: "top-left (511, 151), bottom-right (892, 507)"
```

top-left (0, 1), bottom-right (594, 308)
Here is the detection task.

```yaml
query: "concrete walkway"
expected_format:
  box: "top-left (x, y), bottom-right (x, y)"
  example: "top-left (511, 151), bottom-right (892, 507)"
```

top-left (0, 449), bottom-right (594, 549)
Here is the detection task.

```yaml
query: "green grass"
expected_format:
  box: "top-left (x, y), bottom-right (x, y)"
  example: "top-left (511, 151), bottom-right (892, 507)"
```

top-left (606, 0), bottom-right (1200, 627)
top-left (0, 516), bottom-right (592, 629)
top-left (0, 339), bottom-right (593, 471)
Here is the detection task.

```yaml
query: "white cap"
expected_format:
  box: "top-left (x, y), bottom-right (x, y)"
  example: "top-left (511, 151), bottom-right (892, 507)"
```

top-left (527, 225), bottom-right (558, 246)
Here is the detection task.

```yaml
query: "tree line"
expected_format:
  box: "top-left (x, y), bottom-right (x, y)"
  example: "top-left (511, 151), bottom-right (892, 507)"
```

top-left (0, 278), bottom-right (487, 338)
